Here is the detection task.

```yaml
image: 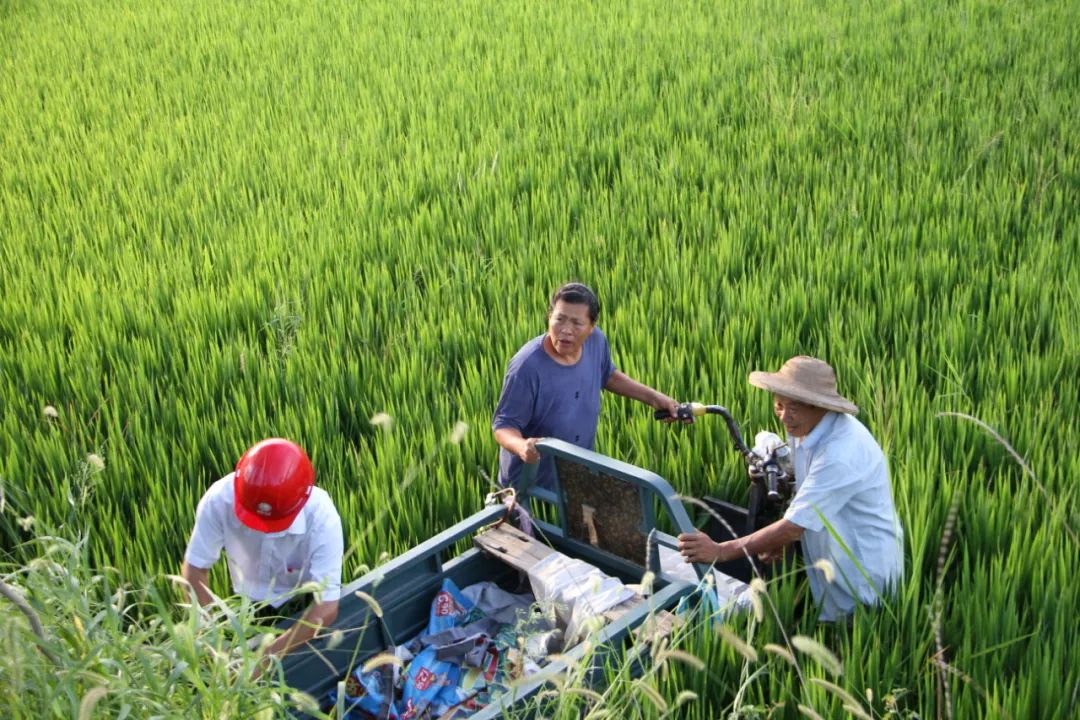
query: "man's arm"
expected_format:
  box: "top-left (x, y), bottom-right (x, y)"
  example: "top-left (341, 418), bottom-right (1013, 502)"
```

top-left (255, 599), bottom-right (339, 677)
top-left (493, 427), bottom-right (540, 463)
top-left (678, 519), bottom-right (805, 564)
top-left (603, 370), bottom-right (680, 415)
top-left (180, 561), bottom-right (215, 607)
top-left (492, 355), bottom-right (542, 463)
top-left (182, 479), bottom-right (228, 607)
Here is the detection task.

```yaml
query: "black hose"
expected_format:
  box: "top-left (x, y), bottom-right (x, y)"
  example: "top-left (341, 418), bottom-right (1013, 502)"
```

top-left (709, 406), bottom-right (757, 463)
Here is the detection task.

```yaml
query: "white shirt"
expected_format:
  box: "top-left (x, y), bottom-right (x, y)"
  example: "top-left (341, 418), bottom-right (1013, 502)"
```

top-left (783, 413), bottom-right (904, 621)
top-left (184, 473), bottom-right (344, 607)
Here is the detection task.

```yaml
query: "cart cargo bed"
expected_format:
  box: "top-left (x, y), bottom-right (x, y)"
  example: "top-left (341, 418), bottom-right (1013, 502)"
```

top-left (281, 439), bottom-right (749, 718)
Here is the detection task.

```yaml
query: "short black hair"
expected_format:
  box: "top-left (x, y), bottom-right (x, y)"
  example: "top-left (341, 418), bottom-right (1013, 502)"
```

top-left (549, 282), bottom-right (600, 323)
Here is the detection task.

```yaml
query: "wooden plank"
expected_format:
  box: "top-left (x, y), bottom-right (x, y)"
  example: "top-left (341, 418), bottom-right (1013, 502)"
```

top-left (601, 595), bottom-right (643, 623)
top-left (474, 524), bottom-right (557, 573)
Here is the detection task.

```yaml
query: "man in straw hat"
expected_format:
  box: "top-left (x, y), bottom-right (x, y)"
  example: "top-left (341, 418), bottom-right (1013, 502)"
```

top-left (678, 356), bottom-right (903, 621)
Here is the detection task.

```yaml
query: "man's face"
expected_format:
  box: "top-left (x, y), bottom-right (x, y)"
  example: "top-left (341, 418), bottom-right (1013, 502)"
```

top-left (547, 300), bottom-right (594, 360)
top-left (772, 394), bottom-right (828, 438)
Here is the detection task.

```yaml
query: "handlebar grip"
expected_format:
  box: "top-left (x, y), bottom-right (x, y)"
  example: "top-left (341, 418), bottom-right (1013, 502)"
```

top-left (765, 466), bottom-right (782, 504)
top-left (655, 402), bottom-right (707, 422)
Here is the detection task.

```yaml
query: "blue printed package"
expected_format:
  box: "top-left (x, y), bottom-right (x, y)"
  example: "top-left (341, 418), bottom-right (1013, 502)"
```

top-left (400, 646), bottom-right (461, 719)
top-left (330, 664), bottom-right (399, 719)
top-left (425, 578), bottom-right (475, 635)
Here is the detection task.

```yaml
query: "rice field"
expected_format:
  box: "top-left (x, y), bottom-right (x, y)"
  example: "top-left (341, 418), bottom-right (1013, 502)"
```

top-left (1, 0), bottom-right (1078, 717)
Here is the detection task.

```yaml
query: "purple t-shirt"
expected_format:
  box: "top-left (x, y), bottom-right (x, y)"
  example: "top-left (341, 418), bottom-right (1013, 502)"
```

top-left (492, 329), bottom-right (617, 489)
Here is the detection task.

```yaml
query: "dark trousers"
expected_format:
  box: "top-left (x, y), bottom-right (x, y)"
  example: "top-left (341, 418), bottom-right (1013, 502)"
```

top-left (253, 597), bottom-right (307, 626)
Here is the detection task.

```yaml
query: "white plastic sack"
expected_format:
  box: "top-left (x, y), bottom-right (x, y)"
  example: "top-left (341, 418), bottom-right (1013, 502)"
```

top-left (526, 553), bottom-right (636, 644)
top-left (657, 544), bottom-right (752, 619)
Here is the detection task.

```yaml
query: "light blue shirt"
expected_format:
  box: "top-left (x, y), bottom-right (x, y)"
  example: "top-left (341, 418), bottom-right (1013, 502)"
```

top-left (784, 412), bottom-right (904, 621)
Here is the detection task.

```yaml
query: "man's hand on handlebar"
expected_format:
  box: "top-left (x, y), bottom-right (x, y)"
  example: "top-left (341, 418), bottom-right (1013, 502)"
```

top-left (652, 393), bottom-right (685, 423)
top-left (653, 401), bottom-right (700, 423)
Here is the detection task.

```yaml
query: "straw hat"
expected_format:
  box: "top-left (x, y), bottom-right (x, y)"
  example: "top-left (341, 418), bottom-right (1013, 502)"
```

top-left (748, 356), bottom-right (859, 415)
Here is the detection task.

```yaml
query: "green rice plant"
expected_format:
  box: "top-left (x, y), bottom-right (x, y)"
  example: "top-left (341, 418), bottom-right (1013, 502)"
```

top-left (1, 0), bottom-right (1078, 716)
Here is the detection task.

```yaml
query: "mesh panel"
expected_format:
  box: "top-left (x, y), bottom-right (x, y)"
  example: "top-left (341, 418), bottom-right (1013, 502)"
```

top-left (556, 457), bottom-right (646, 566)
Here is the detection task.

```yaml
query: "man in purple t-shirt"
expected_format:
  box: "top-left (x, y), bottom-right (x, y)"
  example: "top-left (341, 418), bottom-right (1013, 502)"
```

top-left (492, 282), bottom-right (683, 489)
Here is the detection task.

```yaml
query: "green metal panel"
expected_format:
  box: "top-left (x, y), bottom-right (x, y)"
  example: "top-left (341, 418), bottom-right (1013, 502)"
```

top-left (524, 438), bottom-right (709, 581)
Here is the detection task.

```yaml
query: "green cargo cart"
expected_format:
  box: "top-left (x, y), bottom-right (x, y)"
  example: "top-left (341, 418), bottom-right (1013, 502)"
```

top-left (281, 438), bottom-right (749, 718)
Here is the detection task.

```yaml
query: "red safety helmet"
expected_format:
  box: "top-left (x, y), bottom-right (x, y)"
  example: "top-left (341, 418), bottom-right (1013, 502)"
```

top-left (233, 439), bottom-right (314, 533)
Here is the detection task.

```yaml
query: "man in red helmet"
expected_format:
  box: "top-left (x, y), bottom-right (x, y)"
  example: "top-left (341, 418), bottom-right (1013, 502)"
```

top-left (181, 438), bottom-right (344, 669)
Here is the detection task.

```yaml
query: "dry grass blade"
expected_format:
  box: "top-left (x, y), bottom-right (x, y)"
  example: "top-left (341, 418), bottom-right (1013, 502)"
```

top-left (655, 648), bottom-right (706, 672)
top-left (633, 680), bottom-right (668, 713)
top-left (937, 411), bottom-right (1078, 548)
top-left (718, 626), bottom-right (759, 663)
top-left (842, 703), bottom-right (873, 720)
top-left (78, 687), bottom-right (108, 720)
top-left (933, 497), bottom-right (960, 720)
top-left (448, 421), bottom-right (469, 444)
top-left (808, 678), bottom-right (866, 714)
top-left (289, 691), bottom-right (322, 714)
top-left (163, 574), bottom-right (190, 590)
top-left (639, 570), bottom-right (656, 595)
top-left (748, 578), bottom-right (766, 622)
top-left (812, 559), bottom-right (835, 583)
top-left (675, 690), bottom-right (698, 706)
top-left (369, 412), bottom-right (394, 431)
top-left (354, 590), bottom-right (384, 618)
top-left (790, 635), bottom-right (843, 677)
top-left (0, 579), bottom-right (59, 666)
top-left (361, 653), bottom-right (404, 674)
top-left (764, 643), bottom-right (796, 666)
top-left (325, 629), bottom-right (344, 651)
top-left (565, 687), bottom-right (605, 704)
top-left (937, 657), bottom-right (1015, 720)
top-left (544, 653), bottom-right (575, 666)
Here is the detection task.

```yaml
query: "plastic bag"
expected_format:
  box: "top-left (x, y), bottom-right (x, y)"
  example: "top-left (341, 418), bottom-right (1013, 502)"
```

top-left (331, 578), bottom-right (548, 719)
top-left (527, 553), bottom-right (636, 644)
top-left (425, 578), bottom-right (476, 636)
top-left (400, 646), bottom-right (462, 719)
top-left (331, 664), bottom-right (399, 719)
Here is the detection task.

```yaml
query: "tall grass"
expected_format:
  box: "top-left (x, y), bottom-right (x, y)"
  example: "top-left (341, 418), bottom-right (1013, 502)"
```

top-left (2, 0), bottom-right (1077, 716)
top-left (0, 523), bottom-right (329, 718)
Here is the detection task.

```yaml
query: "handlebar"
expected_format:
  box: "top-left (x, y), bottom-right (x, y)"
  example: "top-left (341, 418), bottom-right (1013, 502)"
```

top-left (655, 403), bottom-right (756, 462)
top-left (656, 401), bottom-right (793, 506)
